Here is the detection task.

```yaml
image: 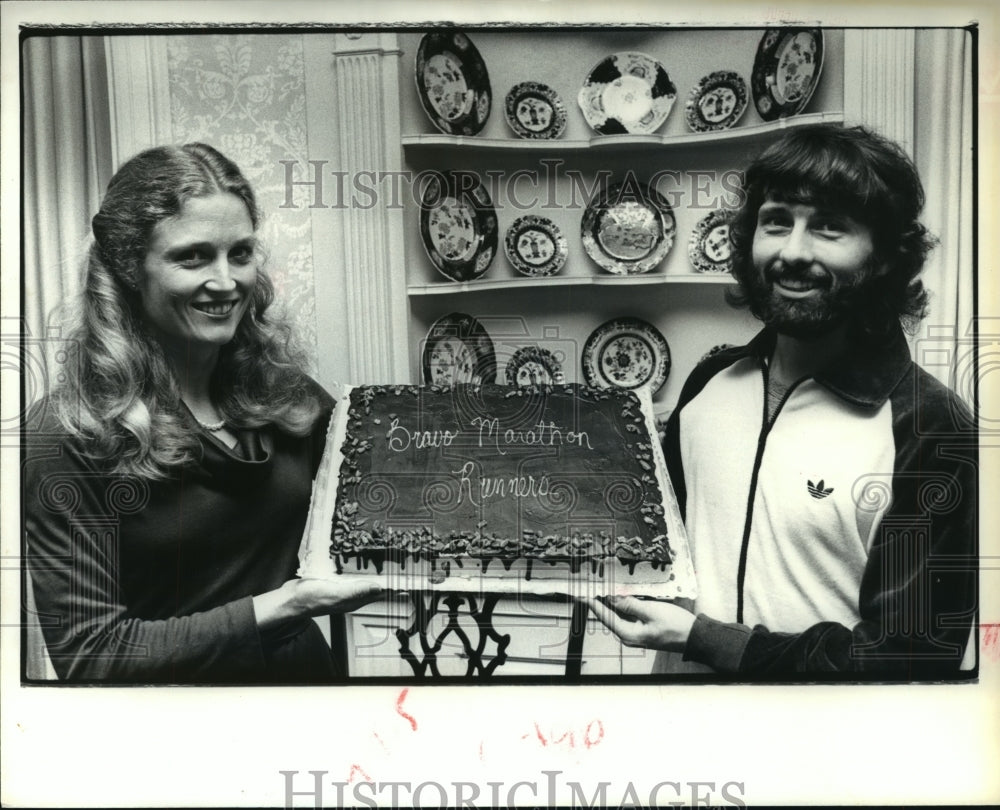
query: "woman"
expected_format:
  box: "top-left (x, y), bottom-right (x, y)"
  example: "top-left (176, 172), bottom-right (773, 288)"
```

top-left (24, 143), bottom-right (380, 683)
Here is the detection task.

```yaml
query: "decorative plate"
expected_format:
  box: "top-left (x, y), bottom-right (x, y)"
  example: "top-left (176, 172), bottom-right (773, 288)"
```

top-left (685, 71), bottom-right (749, 132)
top-left (504, 81), bottom-right (567, 139)
top-left (751, 28), bottom-right (824, 121)
top-left (581, 180), bottom-right (676, 275)
top-left (577, 52), bottom-right (676, 135)
top-left (422, 312), bottom-right (497, 385)
top-left (419, 171), bottom-right (498, 282)
top-left (688, 209), bottom-right (736, 273)
top-left (504, 215), bottom-right (568, 277)
top-left (505, 346), bottom-right (565, 386)
top-left (415, 31), bottom-right (492, 136)
top-left (582, 317), bottom-right (671, 394)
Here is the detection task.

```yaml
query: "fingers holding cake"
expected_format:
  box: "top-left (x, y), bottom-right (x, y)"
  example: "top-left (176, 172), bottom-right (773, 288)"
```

top-left (587, 595), bottom-right (696, 652)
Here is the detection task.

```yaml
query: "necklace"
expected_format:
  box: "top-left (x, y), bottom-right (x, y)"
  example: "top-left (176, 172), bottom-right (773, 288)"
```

top-left (193, 415), bottom-right (227, 432)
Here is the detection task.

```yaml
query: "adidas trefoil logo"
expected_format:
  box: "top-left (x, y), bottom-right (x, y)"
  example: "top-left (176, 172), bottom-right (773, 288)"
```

top-left (808, 479), bottom-right (834, 499)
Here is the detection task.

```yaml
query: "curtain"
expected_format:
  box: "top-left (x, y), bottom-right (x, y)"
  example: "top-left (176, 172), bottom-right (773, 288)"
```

top-left (23, 36), bottom-right (113, 358)
top-left (914, 29), bottom-right (976, 670)
top-left (913, 29), bottom-right (975, 401)
top-left (22, 35), bottom-right (113, 679)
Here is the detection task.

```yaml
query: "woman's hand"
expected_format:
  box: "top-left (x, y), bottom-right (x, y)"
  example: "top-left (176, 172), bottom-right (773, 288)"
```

top-left (253, 577), bottom-right (384, 630)
top-left (587, 595), bottom-right (697, 652)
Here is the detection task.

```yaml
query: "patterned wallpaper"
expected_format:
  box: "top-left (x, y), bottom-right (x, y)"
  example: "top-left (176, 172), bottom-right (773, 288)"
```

top-left (165, 34), bottom-right (318, 369)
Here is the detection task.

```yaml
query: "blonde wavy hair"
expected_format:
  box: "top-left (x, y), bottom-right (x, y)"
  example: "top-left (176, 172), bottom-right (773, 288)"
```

top-left (53, 143), bottom-right (322, 479)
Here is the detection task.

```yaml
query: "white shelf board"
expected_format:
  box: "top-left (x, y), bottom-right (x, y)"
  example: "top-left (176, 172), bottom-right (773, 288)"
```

top-left (402, 111), bottom-right (846, 154)
top-left (408, 273), bottom-right (735, 296)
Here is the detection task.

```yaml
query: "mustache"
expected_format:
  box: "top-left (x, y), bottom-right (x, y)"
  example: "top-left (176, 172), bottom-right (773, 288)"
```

top-left (764, 262), bottom-right (831, 287)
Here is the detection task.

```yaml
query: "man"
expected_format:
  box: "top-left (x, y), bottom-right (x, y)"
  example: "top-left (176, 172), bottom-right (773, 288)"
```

top-left (592, 125), bottom-right (977, 677)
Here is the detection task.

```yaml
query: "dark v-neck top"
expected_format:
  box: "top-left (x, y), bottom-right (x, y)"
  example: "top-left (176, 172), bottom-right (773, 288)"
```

top-left (24, 385), bottom-right (338, 683)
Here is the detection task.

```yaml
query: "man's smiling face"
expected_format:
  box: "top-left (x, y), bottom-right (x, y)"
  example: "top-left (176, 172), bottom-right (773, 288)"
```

top-left (749, 197), bottom-right (881, 339)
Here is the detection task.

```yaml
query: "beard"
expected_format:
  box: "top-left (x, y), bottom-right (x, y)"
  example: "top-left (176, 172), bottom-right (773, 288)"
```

top-left (745, 259), bottom-right (879, 340)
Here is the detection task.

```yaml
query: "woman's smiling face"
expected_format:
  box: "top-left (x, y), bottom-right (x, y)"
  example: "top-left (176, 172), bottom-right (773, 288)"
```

top-left (139, 193), bottom-right (257, 355)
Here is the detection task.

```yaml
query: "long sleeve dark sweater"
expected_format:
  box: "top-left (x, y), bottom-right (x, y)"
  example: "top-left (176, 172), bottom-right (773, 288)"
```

top-left (23, 391), bottom-right (339, 683)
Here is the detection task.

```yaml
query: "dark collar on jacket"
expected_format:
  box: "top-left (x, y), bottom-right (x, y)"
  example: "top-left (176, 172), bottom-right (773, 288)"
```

top-left (744, 324), bottom-right (913, 409)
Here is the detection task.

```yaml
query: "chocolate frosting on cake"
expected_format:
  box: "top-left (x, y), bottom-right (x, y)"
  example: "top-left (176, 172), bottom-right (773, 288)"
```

top-left (330, 384), bottom-right (673, 576)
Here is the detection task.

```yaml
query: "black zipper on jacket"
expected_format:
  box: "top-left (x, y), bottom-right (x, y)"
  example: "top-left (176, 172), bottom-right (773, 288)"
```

top-left (735, 363), bottom-right (804, 624)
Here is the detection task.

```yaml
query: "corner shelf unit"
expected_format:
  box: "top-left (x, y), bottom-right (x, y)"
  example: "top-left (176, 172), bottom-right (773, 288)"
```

top-left (397, 29), bottom-right (847, 409)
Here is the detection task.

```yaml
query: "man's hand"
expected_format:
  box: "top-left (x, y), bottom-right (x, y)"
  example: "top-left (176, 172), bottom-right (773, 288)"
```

top-left (587, 595), bottom-right (697, 652)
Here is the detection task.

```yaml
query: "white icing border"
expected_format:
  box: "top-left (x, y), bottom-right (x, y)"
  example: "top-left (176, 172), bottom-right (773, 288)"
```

top-left (636, 387), bottom-right (697, 599)
top-left (297, 383), bottom-right (354, 578)
top-left (319, 559), bottom-right (685, 598)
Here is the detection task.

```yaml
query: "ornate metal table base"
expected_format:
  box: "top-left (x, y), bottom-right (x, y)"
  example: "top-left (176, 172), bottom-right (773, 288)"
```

top-left (396, 592), bottom-right (510, 677)
top-left (394, 592), bottom-right (589, 677)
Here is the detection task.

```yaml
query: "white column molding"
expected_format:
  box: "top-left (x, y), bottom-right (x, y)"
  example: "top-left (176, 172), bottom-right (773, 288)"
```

top-left (104, 36), bottom-right (172, 166)
top-left (330, 33), bottom-right (408, 384)
top-left (843, 29), bottom-right (916, 155)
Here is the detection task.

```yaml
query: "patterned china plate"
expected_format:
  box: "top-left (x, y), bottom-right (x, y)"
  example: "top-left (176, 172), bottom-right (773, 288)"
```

top-left (415, 31), bottom-right (492, 136)
top-left (504, 346), bottom-right (565, 386)
top-left (581, 180), bottom-right (676, 275)
top-left (419, 171), bottom-right (498, 282)
top-left (688, 209), bottom-right (736, 273)
top-left (751, 28), bottom-right (824, 121)
top-left (685, 71), bottom-right (749, 132)
top-left (504, 81), bottom-right (568, 139)
top-left (504, 215), bottom-right (568, 277)
top-left (577, 52), bottom-right (676, 135)
top-left (422, 312), bottom-right (497, 385)
top-left (582, 317), bottom-right (671, 394)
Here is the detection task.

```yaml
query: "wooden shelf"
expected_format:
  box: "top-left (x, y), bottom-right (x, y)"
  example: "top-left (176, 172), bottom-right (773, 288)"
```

top-left (408, 272), bottom-right (734, 296)
top-left (402, 111), bottom-right (846, 155)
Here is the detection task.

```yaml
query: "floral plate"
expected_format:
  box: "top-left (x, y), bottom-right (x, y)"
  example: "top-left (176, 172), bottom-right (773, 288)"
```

top-left (419, 171), bottom-right (498, 282)
top-left (581, 180), bottom-right (676, 275)
top-left (688, 208), bottom-right (736, 273)
top-left (581, 317), bottom-right (671, 394)
top-left (415, 31), bottom-right (492, 136)
top-left (751, 28), bottom-right (824, 121)
top-left (504, 215), bottom-right (568, 277)
top-left (422, 312), bottom-right (497, 385)
top-left (504, 81), bottom-right (567, 139)
top-left (504, 346), bottom-right (565, 386)
top-left (577, 52), bottom-right (676, 135)
top-left (685, 70), bottom-right (749, 132)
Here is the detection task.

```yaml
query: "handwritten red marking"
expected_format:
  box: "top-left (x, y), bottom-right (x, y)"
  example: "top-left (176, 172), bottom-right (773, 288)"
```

top-left (982, 623), bottom-right (1000, 662)
top-left (584, 719), bottom-right (605, 749)
top-left (527, 720), bottom-right (604, 750)
top-left (551, 729), bottom-right (574, 746)
top-left (373, 731), bottom-right (388, 751)
top-left (479, 740), bottom-right (485, 762)
top-left (396, 688), bottom-right (417, 731)
top-left (347, 764), bottom-right (372, 783)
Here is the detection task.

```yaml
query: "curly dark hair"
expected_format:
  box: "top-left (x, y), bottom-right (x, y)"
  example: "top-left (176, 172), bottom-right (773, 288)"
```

top-left (727, 124), bottom-right (936, 340)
